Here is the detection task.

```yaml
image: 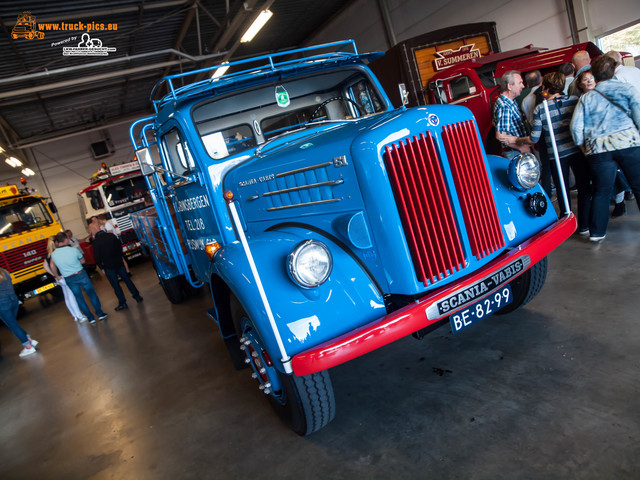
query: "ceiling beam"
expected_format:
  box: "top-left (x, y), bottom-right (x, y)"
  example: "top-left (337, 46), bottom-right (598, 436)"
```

top-left (2, 1), bottom-right (191, 26)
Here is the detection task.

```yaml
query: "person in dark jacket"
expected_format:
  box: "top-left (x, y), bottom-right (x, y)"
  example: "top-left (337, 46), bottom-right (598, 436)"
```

top-left (89, 223), bottom-right (143, 310)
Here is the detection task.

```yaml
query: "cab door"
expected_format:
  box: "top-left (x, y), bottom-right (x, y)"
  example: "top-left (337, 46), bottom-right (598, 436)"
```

top-left (159, 124), bottom-right (221, 284)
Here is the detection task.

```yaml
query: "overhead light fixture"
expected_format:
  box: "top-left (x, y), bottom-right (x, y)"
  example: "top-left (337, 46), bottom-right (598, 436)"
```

top-left (211, 62), bottom-right (230, 79)
top-left (21, 167), bottom-right (35, 176)
top-left (6, 156), bottom-right (22, 168)
top-left (240, 9), bottom-right (273, 43)
top-left (0, 144), bottom-right (5, 153)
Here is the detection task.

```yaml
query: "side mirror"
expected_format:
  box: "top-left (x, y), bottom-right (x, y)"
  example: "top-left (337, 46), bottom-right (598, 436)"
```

top-left (398, 83), bottom-right (409, 106)
top-left (48, 201), bottom-right (57, 214)
top-left (136, 147), bottom-right (155, 176)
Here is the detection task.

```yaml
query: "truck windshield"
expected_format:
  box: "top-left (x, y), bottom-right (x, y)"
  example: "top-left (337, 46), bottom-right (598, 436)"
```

top-left (193, 68), bottom-right (385, 159)
top-left (104, 176), bottom-right (148, 207)
top-left (0, 198), bottom-right (54, 236)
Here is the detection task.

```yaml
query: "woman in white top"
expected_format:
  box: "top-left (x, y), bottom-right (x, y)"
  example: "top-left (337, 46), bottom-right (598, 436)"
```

top-left (43, 236), bottom-right (87, 323)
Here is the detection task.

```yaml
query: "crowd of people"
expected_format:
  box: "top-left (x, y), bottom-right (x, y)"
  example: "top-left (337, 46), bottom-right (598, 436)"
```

top-left (493, 50), bottom-right (640, 242)
top-left (0, 216), bottom-right (142, 357)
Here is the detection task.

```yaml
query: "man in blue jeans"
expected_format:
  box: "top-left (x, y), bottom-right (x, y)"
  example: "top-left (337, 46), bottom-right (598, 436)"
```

top-left (89, 223), bottom-right (143, 311)
top-left (51, 232), bottom-right (107, 324)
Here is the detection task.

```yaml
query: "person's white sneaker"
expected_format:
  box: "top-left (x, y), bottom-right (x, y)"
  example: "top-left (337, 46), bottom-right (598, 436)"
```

top-left (19, 345), bottom-right (37, 357)
top-left (75, 316), bottom-right (88, 323)
top-left (29, 338), bottom-right (39, 348)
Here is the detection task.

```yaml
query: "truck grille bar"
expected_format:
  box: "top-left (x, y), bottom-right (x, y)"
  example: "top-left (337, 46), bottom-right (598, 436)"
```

top-left (384, 132), bottom-right (466, 286)
top-left (442, 120), bottom-right (504, 259)
top-left (0, 238), bottom-right (48, 276)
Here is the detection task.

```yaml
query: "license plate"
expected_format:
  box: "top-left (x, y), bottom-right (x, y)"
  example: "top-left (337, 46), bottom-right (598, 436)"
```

top-left (450, 285), bottom-right (512, 334)
top-left (34, 282), bottom-right (56, 295)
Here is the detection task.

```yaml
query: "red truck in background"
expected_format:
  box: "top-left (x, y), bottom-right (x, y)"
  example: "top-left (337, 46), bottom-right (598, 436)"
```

top-left (371, 24), bottom-right (629, 154)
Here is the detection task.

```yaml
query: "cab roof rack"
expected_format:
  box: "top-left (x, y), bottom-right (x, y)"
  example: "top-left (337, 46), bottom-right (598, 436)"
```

top-left (150, 40), bottom-right (361, 112)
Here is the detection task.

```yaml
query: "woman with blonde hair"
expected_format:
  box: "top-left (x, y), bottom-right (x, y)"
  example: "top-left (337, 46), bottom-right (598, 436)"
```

top-left (43, 236), bottom-right (86, 323)
top-left (0, 267), bottom-right (39, 357)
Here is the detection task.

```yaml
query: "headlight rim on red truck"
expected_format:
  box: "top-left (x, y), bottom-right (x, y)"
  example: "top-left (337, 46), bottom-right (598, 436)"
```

top-left (508, 152), bottom-right (541, 191)
top-left (287, 240), bottom-right (333, 288)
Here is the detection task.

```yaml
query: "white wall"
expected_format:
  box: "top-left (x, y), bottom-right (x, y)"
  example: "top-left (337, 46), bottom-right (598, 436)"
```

top-left (25, 123), bottom-right (137, 237)
top-left (309, 0), bottom-right (640, 52)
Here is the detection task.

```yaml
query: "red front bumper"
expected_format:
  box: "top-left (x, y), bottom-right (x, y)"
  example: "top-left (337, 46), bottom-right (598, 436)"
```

top-left (291, 213), bottom-right (576, 376)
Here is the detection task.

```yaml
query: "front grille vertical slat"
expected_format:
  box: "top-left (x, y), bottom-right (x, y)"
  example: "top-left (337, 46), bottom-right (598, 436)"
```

top-left (445, 125), bottom-right (486, 255)
top-left (444, 121), bottom-right (505, 259)
top-left (384, 132), bottom-right (465, 287)
top-left (385, 145), bottom-right (432, 283)
top-left (404, 139), bottom-right (444, 282)
top-left (410, 136), bottom-right (453, 279)
top-left (462, 121), bottom-right (504, 249)
top-left (420, 134), bottom-right (466, 273)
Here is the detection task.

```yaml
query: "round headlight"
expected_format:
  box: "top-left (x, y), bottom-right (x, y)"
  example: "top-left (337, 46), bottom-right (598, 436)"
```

top-left (508, 152), bottom-right (541, 191)
top-left (288, 240), bottom-right (333, 288)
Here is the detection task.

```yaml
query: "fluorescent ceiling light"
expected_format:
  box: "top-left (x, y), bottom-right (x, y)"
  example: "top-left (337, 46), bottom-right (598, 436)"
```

top-left (6, 156), bottom-right (22, 168)
top-left (21, 167), bottom-right (35, 176)
top-left (211, 62), bottom-right (230, 79)
top-left (0, 145), bottom-right (5, 153)
top-left (240, 9), bottom-right (273, 43)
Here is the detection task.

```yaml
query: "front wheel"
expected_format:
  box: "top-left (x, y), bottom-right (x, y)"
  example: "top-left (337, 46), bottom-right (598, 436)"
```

top-left (495, 257), bottom-right (548, 315)
top-left (231, 295), bottom-right (336, 435)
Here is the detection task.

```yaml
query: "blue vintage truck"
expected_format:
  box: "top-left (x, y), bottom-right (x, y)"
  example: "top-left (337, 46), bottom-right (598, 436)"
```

top-left (129, 40), bottom-right (576, 435)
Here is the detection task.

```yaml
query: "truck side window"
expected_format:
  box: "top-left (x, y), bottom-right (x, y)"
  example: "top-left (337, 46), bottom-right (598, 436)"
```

top-left (450, 76), bottom-right (476, 101)
top-left (86, 190), bottom-right (103, 210)
top-left (162, 128), bottom-right (196, 176)
top-left (201, 124), bottom-right (256, 159)
top-left (347, 80), bottom-right (383, 115)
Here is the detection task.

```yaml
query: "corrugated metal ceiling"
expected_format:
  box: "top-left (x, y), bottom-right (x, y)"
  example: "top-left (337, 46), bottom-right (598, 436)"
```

top-left (0, 0), bottom-right (353, 154)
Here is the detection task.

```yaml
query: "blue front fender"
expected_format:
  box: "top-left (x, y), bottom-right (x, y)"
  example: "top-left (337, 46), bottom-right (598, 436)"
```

top-left (210, 228), bottom-right (386, 371)
top-left (487, 154), bottom-right (559, 245)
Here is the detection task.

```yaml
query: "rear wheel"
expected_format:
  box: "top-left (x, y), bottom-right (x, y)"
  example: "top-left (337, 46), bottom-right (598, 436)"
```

top-left (495, 257), bottom-right (548, 315)
top-left (231, 294), bottom-right (335, 435)
top-left (159, 275), bottom-right (189, 304)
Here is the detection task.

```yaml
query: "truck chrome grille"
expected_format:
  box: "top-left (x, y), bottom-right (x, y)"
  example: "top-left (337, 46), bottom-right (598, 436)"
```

top-left (442, 121), bottom-right (505, 260)
top-left (384, 132), bottom-right (466, 286)
top-left (0, 238), bottom-right (48, 276)
top-left (263, 162), bottom-right (342, 211)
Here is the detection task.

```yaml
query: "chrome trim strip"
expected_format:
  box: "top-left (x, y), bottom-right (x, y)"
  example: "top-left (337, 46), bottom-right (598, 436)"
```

top-left (263, 179), bottom-right (343, 197)
top-left (276, 161), bottom-right (333, 177)
top-left (266, 198), bottom-right (340, 211)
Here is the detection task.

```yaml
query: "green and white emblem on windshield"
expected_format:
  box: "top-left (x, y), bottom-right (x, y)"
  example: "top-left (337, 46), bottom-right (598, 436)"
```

top-left (275, 85), bottom-right (290, 108)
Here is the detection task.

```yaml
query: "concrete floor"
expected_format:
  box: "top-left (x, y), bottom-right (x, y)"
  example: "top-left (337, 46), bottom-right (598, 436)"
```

top-left (1, 201), bottom-right (640, 479)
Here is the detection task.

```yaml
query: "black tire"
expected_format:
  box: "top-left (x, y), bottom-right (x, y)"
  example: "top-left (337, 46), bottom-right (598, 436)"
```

top-left (231, 294), bottom-right (336, 435)
top-left (160, 275), bottom-right (188, 304)
top-left (495, 257), bottom-right (548, 315)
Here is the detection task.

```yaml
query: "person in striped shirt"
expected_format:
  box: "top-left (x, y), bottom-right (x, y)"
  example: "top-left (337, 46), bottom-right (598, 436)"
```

top-left (498, 72), bottom-right (592, 234)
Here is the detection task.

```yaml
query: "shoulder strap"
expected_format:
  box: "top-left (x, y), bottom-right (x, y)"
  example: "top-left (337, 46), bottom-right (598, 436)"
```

top-left (592, 88), bottom-right (632, 119)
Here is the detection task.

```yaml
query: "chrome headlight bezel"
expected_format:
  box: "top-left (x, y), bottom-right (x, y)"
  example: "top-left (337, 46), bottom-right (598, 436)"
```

top-left (508, 152), bottom-right (541, 191)
top-left (287, 240), bottom-right (333, 289)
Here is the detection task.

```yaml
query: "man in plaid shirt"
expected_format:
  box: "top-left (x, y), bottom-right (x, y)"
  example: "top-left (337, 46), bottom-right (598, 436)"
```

top-left (493, 70), bottom-right (531, 160)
